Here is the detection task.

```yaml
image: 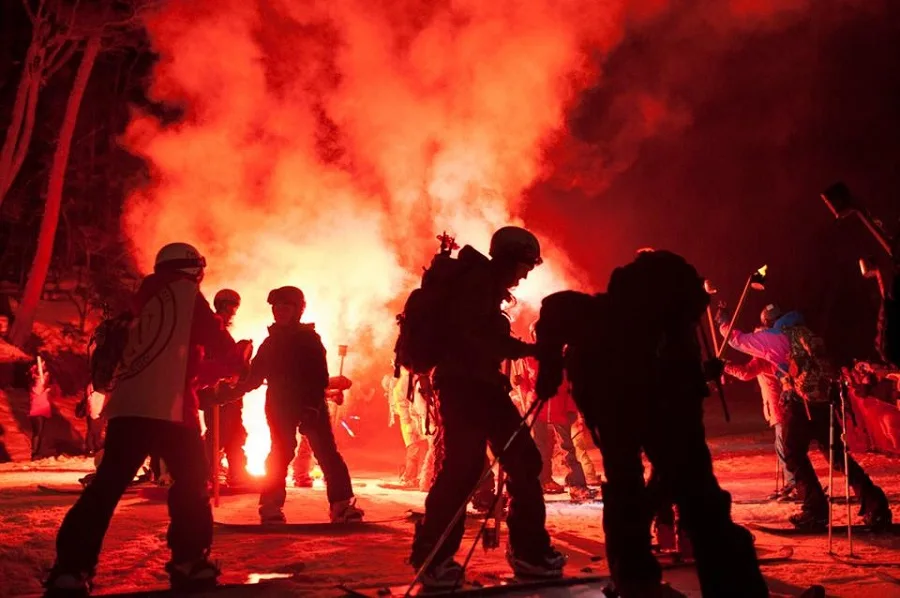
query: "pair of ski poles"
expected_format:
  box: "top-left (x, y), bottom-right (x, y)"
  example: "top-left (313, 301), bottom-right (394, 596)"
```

top-left (404, 392), bottom-right (550, 597)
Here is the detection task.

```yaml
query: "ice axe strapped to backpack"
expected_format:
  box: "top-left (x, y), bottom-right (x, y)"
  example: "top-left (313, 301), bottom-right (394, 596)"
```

top-left (393, 231), bottom-right (461, 380)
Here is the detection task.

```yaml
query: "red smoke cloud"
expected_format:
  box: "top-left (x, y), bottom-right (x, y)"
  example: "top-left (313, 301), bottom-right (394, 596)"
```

top-left (122, 0), bottom-right (618, 471)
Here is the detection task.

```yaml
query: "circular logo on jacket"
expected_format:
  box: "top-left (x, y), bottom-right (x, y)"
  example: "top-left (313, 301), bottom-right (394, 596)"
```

top-left (117, 285), bottom-right (178, 380)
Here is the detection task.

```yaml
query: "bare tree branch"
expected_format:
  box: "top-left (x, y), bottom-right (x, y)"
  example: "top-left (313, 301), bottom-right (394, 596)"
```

top-left (42, 35), bottom-right (68, 71)
top-left (43, 39), bottom-right (79, 82)
top-left (7, 78), bottom-right (40, 194)
top-left (21, 0), bottom-right (37, 24)
top-left (69, 0), bottom-right (82, 35)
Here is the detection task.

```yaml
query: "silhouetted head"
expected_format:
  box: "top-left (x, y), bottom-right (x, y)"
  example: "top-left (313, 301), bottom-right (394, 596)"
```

top-left (154, 242), bottom-right (206, 282)
top-left (760, 304), bottom-right (783, 328)
top-left (267, 286), bottom-right (306, 325)
top-left (488, 226), bottom-right (543, 290)
top-left (213, 289), bottom-right (241, 326)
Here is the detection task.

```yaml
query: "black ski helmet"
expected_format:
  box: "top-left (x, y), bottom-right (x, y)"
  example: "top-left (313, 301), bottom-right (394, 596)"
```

top-left (213, 289), bottom-right (241, 311)
top-left (267, 286), bottom-right (305, 309)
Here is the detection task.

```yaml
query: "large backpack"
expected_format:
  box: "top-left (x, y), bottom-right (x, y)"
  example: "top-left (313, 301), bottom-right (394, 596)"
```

top-left (89, 312), bottom-right (133, 393)
top-left (783, 325), bottom-right (836, 404)
top-left (393, 233), bottom-right (465, 376)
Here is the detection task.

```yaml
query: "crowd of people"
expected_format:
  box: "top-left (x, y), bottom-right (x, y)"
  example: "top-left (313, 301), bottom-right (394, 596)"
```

top-left (38, 225), bottom-right (899, 597)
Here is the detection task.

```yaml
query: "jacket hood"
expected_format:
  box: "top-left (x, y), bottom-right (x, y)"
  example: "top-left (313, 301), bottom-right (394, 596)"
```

top-left (772, 311), bottom-right (804, 330)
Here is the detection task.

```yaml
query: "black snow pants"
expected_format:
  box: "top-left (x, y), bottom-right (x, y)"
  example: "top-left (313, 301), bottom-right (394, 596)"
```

top-left (54, 416), bottom-right (212, 574)
top-left (579, 362), bottom-right (768, 597)
top-left (203, 399), bottom-right (248, 483)
top-left (780, 397), bottom-right (882, 518)
top-left (260, 402), bottom-right (353, 509)
top-left (30, 415), bottom-right (47, 459)
top-left (411, 376), bottom-right (550, 567)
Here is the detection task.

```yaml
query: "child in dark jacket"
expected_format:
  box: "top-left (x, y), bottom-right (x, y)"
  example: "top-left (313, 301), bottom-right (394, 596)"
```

top-left (238, 285), bottom-right (363, 524)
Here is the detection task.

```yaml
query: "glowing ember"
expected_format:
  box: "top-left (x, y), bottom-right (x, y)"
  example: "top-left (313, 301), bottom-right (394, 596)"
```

top-left (121, 0), bottom-right (602, 473)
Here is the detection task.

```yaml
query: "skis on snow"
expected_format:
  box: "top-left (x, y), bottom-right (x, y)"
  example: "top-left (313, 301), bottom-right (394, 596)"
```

top-left (340, 573), bottom-right (611, 597)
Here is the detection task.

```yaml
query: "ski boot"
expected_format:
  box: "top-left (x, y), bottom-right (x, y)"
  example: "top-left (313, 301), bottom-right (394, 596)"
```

top-left (506, 545), bottom-right (566, 579)
top-left (165, 556), bottom-right (220, 592)
top-left (603, 581), bottom-right (688, 598)
top-left (542, 480), bottom-right (566, 495)
top-left (675, 523), bottom-right (693, 560)
top-left (330, 498), bottom-right (364, 523)
top-left (470, 488), bottom-right (496, 513)
top-left (43, 566), bottom-right (93, 597)
top-left (419, 558), bottom-right (466, 589)
top-left (859, 487), bottom-right (893, 532)
top-left (798, 585), bottom-right (826, 598)
top-left (293, 475), bottom-right (314, 488)
top-left (776, 484), bottom-right (801, 502)
top-left (77, 473), bottom-right (96, 489)
top-left (132, 466), bottom-right (154, 485)
top-left (767, 482), bottom-right (798, 501)
top-left (568, 486), bottom-right (597, 503)
top-left (653, 520), bottom-right (677, 553)
top-left (788, 509), bottom-right (827, 531)
top-left (259, 504), bottom-right (287, 524)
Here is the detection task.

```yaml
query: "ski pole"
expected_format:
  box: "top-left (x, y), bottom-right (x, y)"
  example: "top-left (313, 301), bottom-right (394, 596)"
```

top-left (774, 455), bottom-right (781, 495)
top-left (338, 345), bottom-right (348, 376)
top-left (703, 280), bottom-right (721, 355)
top-left (455, 465), bottom-right (509, 593)
top-left (698, 325), bottom-right (729, 422)
top-left (213, 404), bottom-right (220, 508)
top-left (717, 266), bottom-right (767, 359)
top-left (404, 395), bottom-right (548, 597)
top-left (840, 381), bottom-right (853, 556)
top-left (828, 402), bottom-right (834, 554)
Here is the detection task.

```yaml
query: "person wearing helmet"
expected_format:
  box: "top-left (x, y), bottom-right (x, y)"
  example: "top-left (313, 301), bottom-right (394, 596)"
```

top-left (410, 225), bottom-right (565, 587)
top-left (200, 289), bottom-right (251, 488)
top-left (45, 243), bottom-right (243, 595)
top-left (534, 251), bottom-right (769, 598)
top-left (235, 286), bottom-right (363, 524)
top-left (722, 323), bottom-right (797, 501)
top-left (717, 304), bottom-right (892, 532)
top-left (213, 289), bottom-right (241, 326)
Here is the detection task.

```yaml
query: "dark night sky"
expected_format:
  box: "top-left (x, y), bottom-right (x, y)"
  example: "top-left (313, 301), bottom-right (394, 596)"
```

top-left (529, 0), bottom-right (900, 365)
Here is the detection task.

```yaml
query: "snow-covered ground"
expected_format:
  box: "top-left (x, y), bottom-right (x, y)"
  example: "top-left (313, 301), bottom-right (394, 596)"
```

top-left (1, 432), bottom-right (899, 598)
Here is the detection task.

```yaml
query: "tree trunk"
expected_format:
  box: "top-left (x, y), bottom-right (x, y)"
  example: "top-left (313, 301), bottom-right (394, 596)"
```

top-left (8, 36), bottom-right (101, 348)
top-left (0, 38), bottom-right (41, 205)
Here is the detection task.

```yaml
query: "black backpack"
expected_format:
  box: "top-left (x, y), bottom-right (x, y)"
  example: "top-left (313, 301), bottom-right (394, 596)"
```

top-left (394, 233), bottom-right (465, 376)
top-left (89, 311), bottom-right (133, 393)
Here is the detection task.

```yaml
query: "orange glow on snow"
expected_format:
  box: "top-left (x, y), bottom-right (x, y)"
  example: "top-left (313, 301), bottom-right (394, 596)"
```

top-left (120, 0), bottom-right (606, 473)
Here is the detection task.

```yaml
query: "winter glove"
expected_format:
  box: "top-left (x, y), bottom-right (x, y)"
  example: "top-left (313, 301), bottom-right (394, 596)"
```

top-left (328, 375), bottom-right (353, 391)
top-left (702, 358), bottom-right (725, 382)
top-left (714, 307), bottom-right (731, 328)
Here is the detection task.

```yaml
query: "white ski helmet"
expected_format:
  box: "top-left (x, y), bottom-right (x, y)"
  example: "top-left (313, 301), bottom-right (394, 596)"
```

top-left (489, 226), bottom-right (543, 266)
top-left (154, 242), bottom-right (206, 278)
